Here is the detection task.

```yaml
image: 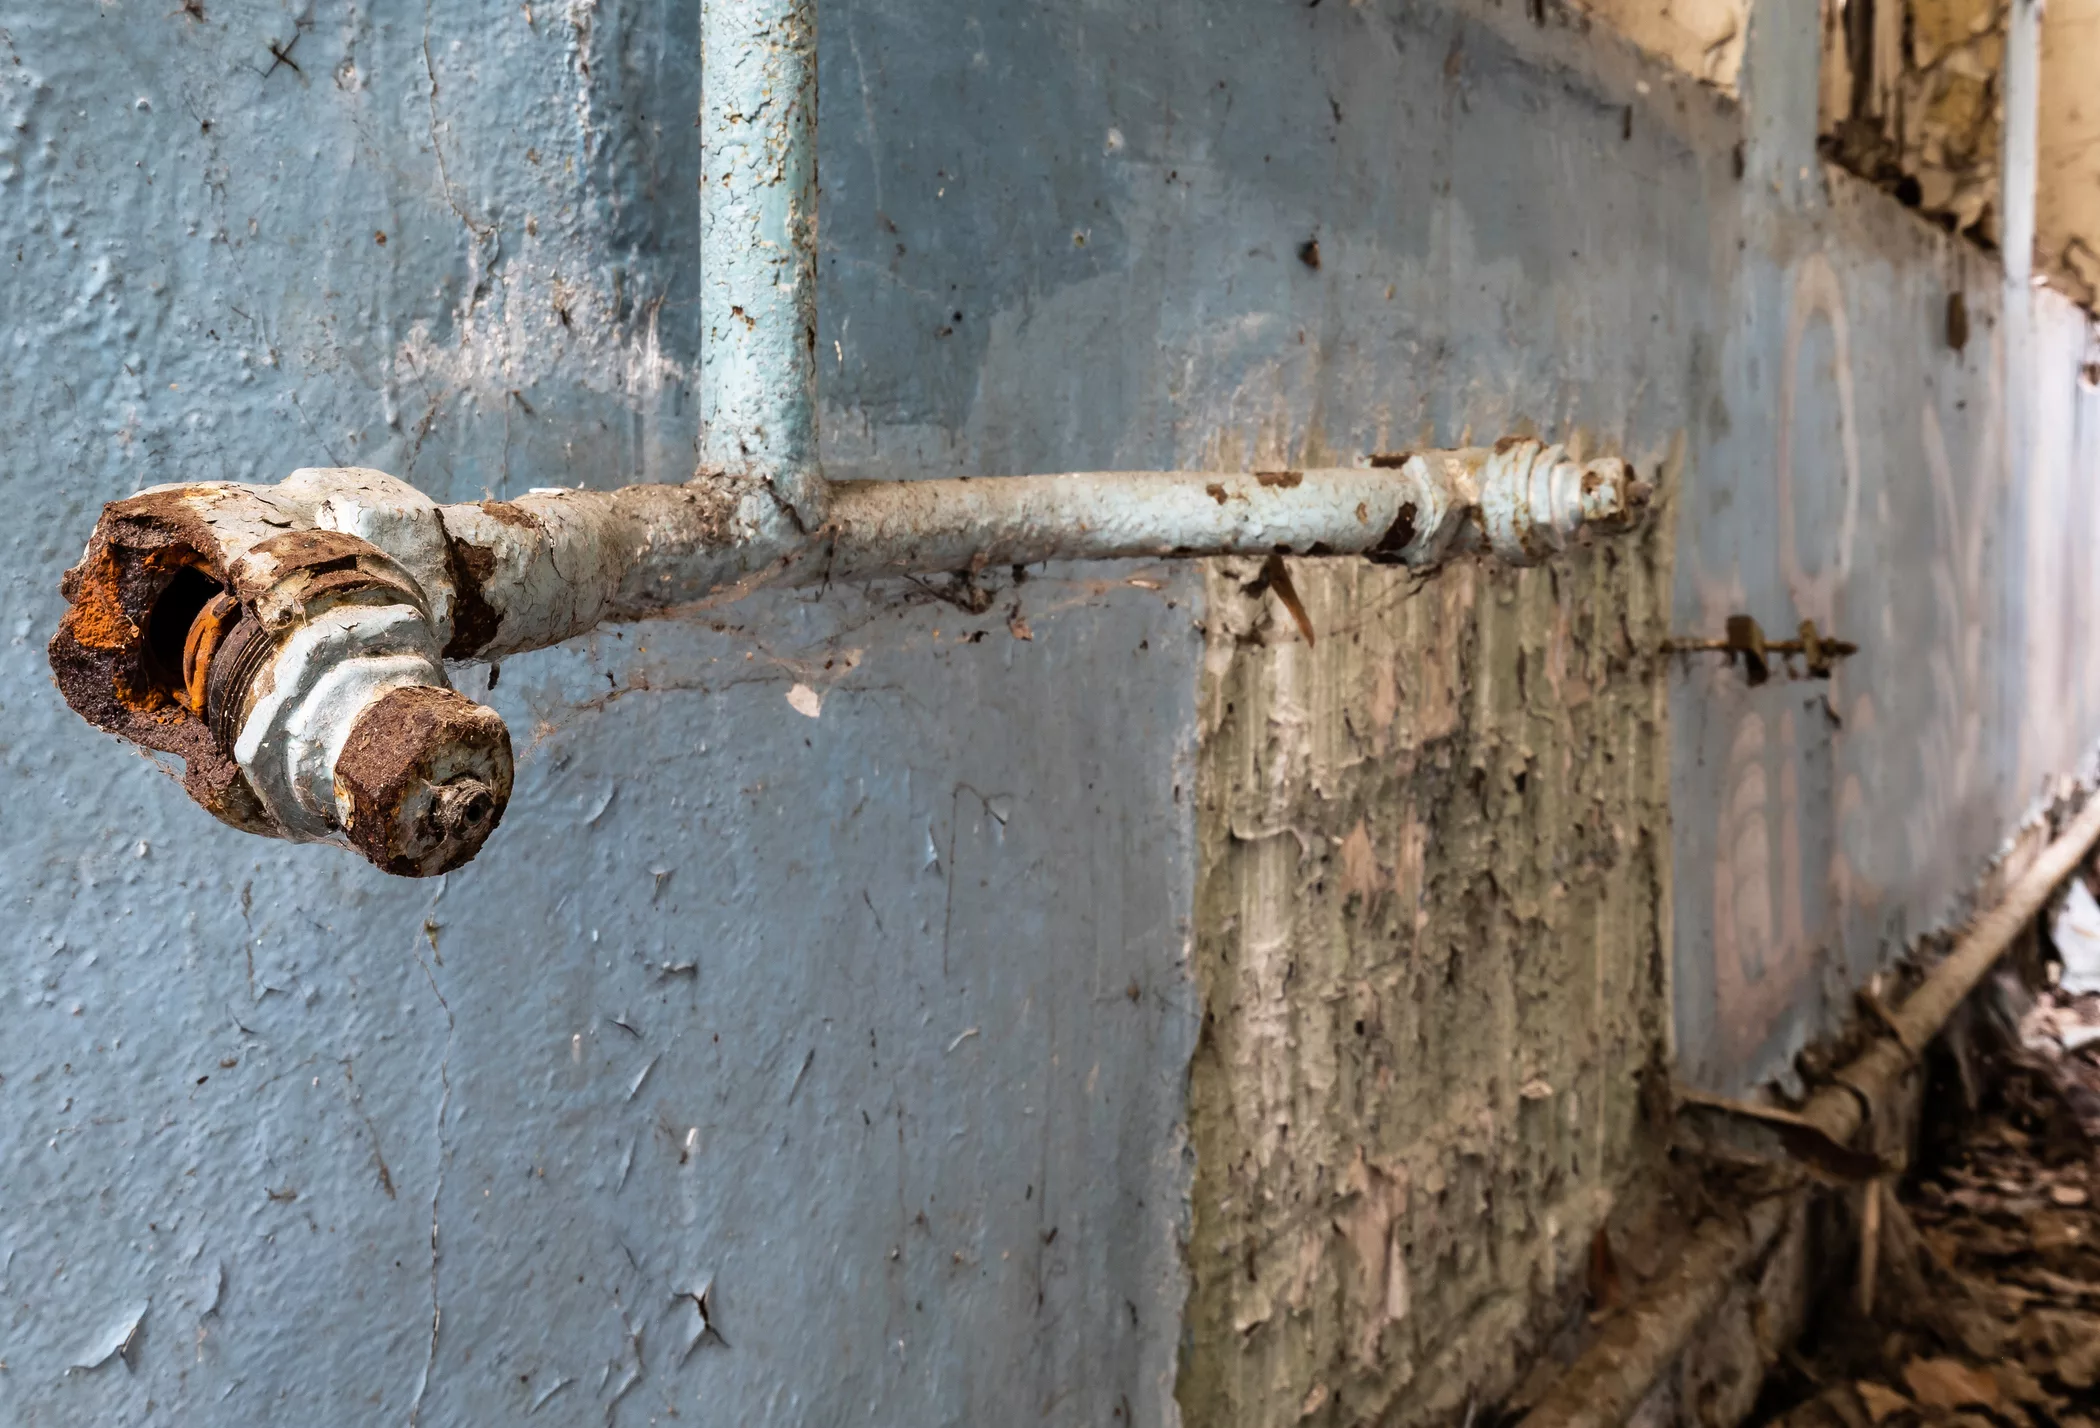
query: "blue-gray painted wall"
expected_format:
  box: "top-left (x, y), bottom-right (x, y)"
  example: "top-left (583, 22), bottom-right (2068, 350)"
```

top-left (1, 4), bottom-right (1200, 1422)
top-left (7, 0), bottom-right (2100, 1424)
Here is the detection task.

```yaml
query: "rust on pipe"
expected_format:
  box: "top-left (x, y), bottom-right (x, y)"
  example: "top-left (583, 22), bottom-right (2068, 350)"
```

top-left (48, 449), bottom-right (1649, 876)
top-left (1517, 791), bottom-right (2100, 1428)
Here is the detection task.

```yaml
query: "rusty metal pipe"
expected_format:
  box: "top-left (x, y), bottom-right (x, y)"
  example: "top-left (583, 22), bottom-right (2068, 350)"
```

top-left (1516, 791), bottom-right (2100, 1428)
top-left (44, 0), bottom-right (1652, 878)
top-left (47, 446), bottom-right (1647, 875)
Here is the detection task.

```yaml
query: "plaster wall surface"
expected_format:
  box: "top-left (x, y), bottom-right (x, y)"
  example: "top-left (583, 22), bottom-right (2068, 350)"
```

top-left (2037, 0), bottom-right (2100, 304)
top-left (0, 4), bottom-right (1205, 1424)
top-left (1671, 2), bottom-right (2100, 1096)
top-left (1175, 1), bottom-right (2100, 1419)
top-left (8, 1), bottom-right (2100, 1426)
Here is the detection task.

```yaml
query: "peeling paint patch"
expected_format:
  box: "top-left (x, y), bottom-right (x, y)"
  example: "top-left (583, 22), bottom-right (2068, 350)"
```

top-left (1181, 495), bottom-right (1674, 1426)
top-left (1568, 0), bottom-right (1748, 90)
top-left (1820, 0), bottom-right (2007, 241)
top-left (2038, 0), bottom-right (2100, 309)
top-left (70, 1300), bottom-right (148, 1373)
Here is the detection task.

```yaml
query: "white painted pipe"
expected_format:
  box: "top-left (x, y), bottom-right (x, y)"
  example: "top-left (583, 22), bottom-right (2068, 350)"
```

top-left (438, 446), bottom-right (1649, 658)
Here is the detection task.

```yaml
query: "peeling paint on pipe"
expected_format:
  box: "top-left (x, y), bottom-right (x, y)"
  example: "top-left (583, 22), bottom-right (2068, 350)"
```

top-left (427, 448), bottom-right (1646, 645)
top-left (49, 448), bottom-right (1648, 874)
top-left (428, 448), bottom-right (1645, 652)
top-left (700, 0), bottom-right (824, 533)
top-left (801, 448), bottom-right (1646, 582)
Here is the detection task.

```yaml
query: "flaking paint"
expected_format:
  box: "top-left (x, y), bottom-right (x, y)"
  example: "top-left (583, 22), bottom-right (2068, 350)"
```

top-left (10, 1), bottom-right (2100, 1425)
top-left (1182, 522), bottom-right (1675, 1425)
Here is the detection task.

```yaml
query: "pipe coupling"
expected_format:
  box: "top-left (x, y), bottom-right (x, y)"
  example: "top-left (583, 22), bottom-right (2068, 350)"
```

top-left (49, 471), bottom-right (512, 876)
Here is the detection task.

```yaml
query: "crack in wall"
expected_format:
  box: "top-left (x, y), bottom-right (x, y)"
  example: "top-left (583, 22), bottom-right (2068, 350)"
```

top-left (407, 893), bottom-right (456, 1428)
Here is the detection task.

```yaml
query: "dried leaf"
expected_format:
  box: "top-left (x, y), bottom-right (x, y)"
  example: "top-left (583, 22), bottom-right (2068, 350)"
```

top-left (2025, 1307), bottom-right (2100, 1388)
top-left (1902, 1357), bottom-right (2002, 1411)
top-left (1855, 1381), bottom-right (1913, 1425)
top-left (1823, 1384), bottom-right (1873, 1428)
top-left (1992, 1360), bottom-right (2058, 1409)
top-left (2029, 1210), bottom-right (2085, 1253)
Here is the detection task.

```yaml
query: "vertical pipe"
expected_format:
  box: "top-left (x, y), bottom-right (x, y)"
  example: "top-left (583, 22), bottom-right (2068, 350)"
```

top-left (700, 0), bottom-right (825, 530)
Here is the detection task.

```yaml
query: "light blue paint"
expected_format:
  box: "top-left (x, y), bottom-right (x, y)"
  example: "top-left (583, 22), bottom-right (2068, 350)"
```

top-left (1666, 1), bottom-right (2100, 1091)
top-left (7, 0), bottom-right (2100, 1421)
top-left (700, 0), bottom-right (824, 526)
top-left (1, 5), bottom-right (1195, 1423)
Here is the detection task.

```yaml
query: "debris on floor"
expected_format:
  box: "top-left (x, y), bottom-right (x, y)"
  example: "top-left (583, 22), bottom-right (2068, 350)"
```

top-left (1752, 934), bottom-right (2100, 1427)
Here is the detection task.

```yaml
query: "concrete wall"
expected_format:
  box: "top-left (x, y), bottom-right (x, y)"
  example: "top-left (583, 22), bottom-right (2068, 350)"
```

top-left (8, 1), bottom-right (2100, 1426)
top-left (1, 4), bottom-right (1201, 1423)
top-left (1177, 0), bottom-right (2100, 1419)
top-left (1674, 0), bottom-right (2100, 1097)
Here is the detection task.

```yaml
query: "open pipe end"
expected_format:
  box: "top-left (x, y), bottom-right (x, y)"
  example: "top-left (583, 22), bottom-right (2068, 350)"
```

top-left (48, 491), bottom-right (274, 832)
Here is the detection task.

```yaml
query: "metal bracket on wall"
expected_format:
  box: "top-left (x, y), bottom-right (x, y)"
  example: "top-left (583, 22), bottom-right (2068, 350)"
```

top-left (1664, 615), bottom-right (1858, 687)
top-left (46, 0), bottom-right (1653, 877)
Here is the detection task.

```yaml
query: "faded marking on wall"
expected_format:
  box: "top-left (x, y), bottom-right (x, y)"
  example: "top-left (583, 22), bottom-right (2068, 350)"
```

top-left (1181, 465), bottom-right (1676, 1425)
top-left (1670, 157), bottom-right (2039, 1091)
top-left (1777, 255), bottom-right (1861, 629)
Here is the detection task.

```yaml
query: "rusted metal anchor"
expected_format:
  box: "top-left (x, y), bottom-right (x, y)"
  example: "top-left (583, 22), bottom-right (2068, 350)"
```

top-left (1664, 615), bottom-right (1858, 686)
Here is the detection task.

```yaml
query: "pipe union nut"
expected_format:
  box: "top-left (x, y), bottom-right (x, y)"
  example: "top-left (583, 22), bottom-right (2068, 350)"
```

top-left (334, 686), bottom-right (514, 877)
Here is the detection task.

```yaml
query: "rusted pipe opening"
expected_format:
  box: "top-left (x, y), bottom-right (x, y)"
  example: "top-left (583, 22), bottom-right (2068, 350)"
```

top-left (140, 565), bottom-right (225, 711)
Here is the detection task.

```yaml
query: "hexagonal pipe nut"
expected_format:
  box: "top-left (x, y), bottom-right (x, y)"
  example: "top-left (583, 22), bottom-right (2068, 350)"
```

top-left (333, 686), bottom-right (515, 877)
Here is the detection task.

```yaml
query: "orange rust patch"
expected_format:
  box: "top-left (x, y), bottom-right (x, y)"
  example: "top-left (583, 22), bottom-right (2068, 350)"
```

top-left (57, 543), bottom-right (142, 654)
top-left (477, 500), bottom-right (543, 531)
top-left (1255, 469), bottom-right (1304, 489)
top-left (48, 490), bottom-right (271, 834)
